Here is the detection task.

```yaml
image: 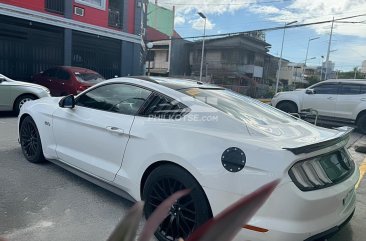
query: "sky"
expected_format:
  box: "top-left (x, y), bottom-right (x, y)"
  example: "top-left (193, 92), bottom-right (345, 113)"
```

top-left (151, 0), bottom-right (366, 71)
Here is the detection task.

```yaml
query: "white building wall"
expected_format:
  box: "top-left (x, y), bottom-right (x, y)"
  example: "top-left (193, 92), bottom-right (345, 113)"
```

top-left (361, 60), bottom-right (366, 74)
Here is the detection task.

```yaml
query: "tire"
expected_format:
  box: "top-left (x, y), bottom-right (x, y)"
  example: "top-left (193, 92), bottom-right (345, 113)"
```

top-left (143, 164), bottom-right (212, 241)
top-left (276, 101), bottom-right (298, 114)
top-left (357, 114), bottom-right (366, 134)
top-left (14, 94), bottom-right (36, 114)
top-left (19, 116), bottom-right (46, 163)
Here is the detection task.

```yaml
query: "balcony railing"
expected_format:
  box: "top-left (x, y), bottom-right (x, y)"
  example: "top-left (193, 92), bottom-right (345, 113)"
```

top-left (108, 8), bottom-right (122, 29)
top-left (45, 0), bottom-right (64, 15)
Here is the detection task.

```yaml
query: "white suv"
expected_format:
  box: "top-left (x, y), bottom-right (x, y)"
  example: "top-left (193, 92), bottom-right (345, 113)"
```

top-left (271, 79), bottom-right (366, 133)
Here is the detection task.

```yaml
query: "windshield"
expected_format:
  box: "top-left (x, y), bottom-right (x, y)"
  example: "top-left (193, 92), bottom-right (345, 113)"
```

top-left (180, 88), bottom-right (297, 125)
top-left (0, 74), bottom-right (12, 81)
top-left (75, 72), bottom-right (105, 84)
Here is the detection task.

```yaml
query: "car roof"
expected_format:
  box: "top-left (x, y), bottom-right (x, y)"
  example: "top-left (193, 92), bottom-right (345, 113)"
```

top-left (129, 76), bottom-right (224, 90)
top-left (59, 66), bottom-right (99, 74)
top-left (322, 79), bottom-right (366, 85)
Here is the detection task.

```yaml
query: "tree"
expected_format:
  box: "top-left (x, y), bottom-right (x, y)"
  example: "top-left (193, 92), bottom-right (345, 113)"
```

top-left (306, 76), bottom-right (320, 87)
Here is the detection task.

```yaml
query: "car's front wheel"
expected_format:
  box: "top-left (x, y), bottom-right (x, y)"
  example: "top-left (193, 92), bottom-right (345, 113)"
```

top-left (143, 164), bottom-right (212, 241)
top-left (276, 101), bottom-right (298, 114)
top-left (357, 113), bottom-right (366, 134)
top-left (14, 94), bottom-right (37, 114)
top-left (20, 116), bottom-right (46, 163)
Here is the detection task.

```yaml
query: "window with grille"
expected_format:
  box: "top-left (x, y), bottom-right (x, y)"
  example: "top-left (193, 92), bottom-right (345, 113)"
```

top-left (45, 0), bottom-right (65, 15)
top-left (141, 93), bottom-right (190, 119)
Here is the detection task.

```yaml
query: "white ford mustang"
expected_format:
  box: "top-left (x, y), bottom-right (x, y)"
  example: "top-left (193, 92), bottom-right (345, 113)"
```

top-left (18, 77), bottom-right (359, 241)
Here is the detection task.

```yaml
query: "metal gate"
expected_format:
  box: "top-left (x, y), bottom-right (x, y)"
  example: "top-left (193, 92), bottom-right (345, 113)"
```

top-left (72, 31), bottom-right (121, 79)
top-left (0, 15), bottom-right (64, 80)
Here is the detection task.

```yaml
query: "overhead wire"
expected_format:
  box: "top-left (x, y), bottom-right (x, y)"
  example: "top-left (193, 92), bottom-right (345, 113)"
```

top-left (153, 13), bottom-right (366, 41)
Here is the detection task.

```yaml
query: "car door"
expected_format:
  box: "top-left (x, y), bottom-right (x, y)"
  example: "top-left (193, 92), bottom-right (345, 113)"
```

top-left (302, 82), bottom-right (339, 117)
top-left (52, 83), bottom-right (152, 181)
top-left (335, 83), bottom-right (365, 120)
top-left (37, 68), bottom-right (59, 95)
top-left (0, 77), bottom-right (14, 111)
top-left (53, 68), bottom-right (73, 96)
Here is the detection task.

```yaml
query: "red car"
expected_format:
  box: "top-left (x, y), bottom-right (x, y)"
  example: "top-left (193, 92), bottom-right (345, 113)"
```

top-left (32, 66), bottom-right (105, 96)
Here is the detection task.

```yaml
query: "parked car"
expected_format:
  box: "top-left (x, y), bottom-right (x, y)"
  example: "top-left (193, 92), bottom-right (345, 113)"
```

top-left (0, 74), bottom-right (50, 114)
top-left (271, 79), bottom-right (366, 133)
top-left (18, 77), bottom-right (358, 241)
top-left (32, 66), bottom-right (105, 96)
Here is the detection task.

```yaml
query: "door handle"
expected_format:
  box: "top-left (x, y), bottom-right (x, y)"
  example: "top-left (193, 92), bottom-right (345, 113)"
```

top-left (361, 98), bottom-right (366, 101)
top-left (327, 97), bottom-right (335, 100)
top-left (106, 126), bottom-right (124, 135)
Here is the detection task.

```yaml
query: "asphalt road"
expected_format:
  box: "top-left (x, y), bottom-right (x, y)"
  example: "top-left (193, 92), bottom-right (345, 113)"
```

top-left (0, 113), bottom-right (365, 241)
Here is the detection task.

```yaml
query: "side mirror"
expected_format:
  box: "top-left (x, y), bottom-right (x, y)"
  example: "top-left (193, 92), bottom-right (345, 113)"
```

top-left (59, 95), bottom-right (75, 108)
top-left (306, 89), bottom-right (314, 95)
top-left (0, 77), bottom-right (5, 83)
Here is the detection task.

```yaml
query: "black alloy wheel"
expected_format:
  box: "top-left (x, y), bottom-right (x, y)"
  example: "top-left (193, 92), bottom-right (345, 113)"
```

top-left (143, 165), bottom-right (212, 241)
top-left (357, 114), bottom-right (366, 134)
top-left (20, 116), bottom-right (45, 163)
top-left (276, 101), bottom-right (298, 114)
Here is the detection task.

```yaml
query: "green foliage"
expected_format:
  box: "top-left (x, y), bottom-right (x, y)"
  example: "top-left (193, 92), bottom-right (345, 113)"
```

top-left (307, 76), bottom-right (320, 87)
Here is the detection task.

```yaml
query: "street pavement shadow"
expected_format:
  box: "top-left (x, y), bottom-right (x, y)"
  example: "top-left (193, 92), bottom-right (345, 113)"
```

top-left (0, 111), bottom-right (17, 118)
top-left (329, 223), bottom-right (353, 241)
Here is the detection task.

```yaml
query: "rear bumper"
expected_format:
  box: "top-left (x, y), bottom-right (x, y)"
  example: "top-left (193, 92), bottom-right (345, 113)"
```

top-left (304, 209), bottom-right (354, 241)
top-left (204, 166), bottom-right (359, 241)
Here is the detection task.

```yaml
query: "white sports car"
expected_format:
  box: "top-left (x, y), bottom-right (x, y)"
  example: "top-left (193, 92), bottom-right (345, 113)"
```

top-left (18, 77), bottom-right (359, 241)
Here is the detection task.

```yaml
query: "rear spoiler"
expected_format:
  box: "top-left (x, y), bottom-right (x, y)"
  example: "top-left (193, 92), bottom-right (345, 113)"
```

top-left (283, 126), bottom-right (353, 155)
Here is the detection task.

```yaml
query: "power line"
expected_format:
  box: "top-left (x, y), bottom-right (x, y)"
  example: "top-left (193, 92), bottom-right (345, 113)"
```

top-left (156, 0), bottom-right (293, 6)
top-left (157, 13), bottom-right (366, 41)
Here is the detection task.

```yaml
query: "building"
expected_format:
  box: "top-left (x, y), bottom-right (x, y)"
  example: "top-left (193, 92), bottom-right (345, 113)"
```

top-left (263, 55), bottom-right (289, 86)
top-left (0, 0), bottom-right (146, 80)
top-left (144, 2), bottom-right (190, 77)
top-left (361, 60), bottom-right (366, 75)
top-left (189, 32), bottom-right (270, 94)
top-left (322, 60), bottom-right (336, 80)
top-left (277, 63), bottom-right (307, 88)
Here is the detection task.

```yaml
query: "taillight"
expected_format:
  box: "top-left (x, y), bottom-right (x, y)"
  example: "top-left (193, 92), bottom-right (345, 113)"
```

top-left (77, 85), bottom-right (89, 94)
top-left (289, 149), bottom-right (354, 191)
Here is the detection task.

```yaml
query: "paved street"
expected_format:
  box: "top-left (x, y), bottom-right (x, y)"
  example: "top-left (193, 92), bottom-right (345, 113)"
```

top-left (1, 113), bottom-right (365, 241)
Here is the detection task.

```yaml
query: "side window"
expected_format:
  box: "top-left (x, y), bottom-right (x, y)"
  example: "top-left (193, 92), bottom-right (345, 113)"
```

top-left (56, 69), bottom-right (71, 80)
top-left (76, 84), bottom-right (152, 115)
top-left (43, 68), bottom-right (58, 78)
top-left (313, 83), bottom-right (338, 95)
top-left (339, 84), bottom-right (361, 95)
top-left (360, 85), bottom-right (366, 94)
top-left (141, 93), bottom-right (189, 119)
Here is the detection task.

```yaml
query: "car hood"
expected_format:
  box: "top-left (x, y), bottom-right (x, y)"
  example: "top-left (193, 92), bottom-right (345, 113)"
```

top-left (277, 89), bottom-right (306, 95)
top-left (8, 80), bottom-right (49, 90)
top-left (246, 118), bottom-right (348, 150)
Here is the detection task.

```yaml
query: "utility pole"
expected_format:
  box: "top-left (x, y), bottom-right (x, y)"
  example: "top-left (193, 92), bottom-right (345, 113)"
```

top-left (302, 37), bottom-right (319, 82)
top-left (275, 21), bottom-right (297, 93)
top-left (198, 12), bottom-right (207, 82)
top-left (324, 17), bottom-right (334, 80)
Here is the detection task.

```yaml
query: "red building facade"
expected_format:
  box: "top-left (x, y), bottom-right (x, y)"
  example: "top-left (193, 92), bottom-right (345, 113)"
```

top-left (0, 0), bottom-right (146, 79)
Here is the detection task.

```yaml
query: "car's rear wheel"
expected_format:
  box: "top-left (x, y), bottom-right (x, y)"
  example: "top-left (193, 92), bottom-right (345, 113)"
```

top-left (14, 94), bottom-right (36, 114)
top-left (20, 116), bottom-right (45, 163)
top-left (276, 101), bottom-right (298, 114)
top-left (357, 114), bottom-right (366, 134)
top-left (143, 164), bottom-right (212, 241)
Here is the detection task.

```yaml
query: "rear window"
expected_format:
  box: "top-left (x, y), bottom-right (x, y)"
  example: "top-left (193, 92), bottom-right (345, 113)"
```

top-left (75, 72), bottom-right (105, 84)
top-left (179, 88), bottom-right (297, 125)
top-left (339, 84), bottom-right (362, 95)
